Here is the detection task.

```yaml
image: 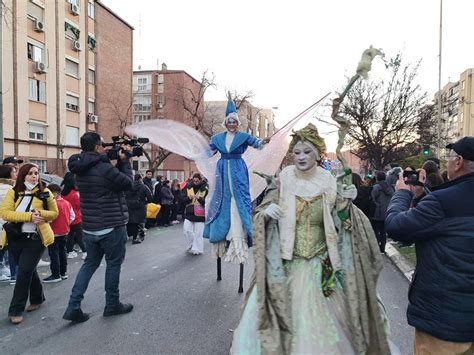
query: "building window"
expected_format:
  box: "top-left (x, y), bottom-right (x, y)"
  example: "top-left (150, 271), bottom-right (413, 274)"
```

top-left (65, 58), bottom-right (79, 77)
top-left (88, 100), bottom-right (95, 114)
top-left (87, 35), bottom-right (96, 50)
top-left (30, 159), bottom-right (47, 173)
top-left (133, 96), bottom-right (152, 112)
top-left (157, 95), bottom-right (165, 108)
top-left (65, 21), bottom-right (80, 40)
top-left (137, 77), bottom-right (148, 91)
top-left (29, 123), bottom-right (45, 141)
top-left (140, 161), bottom-right (150, 169)
top-left (28, 79), bottom-right (46, 103)
top-left (88, 69), bottom-right (95, 84)
top-left (27, 42), bottom-right (44, 62)
top-left (66, 126), bottom-right (79, 146)
top-left (87, 0), bottom-right (95, 19)
top-left (66, 94), bottom-right (80, 112)
top-left (27, 1), bottom-right (44, 21)
top-left (67, 0), bottom-right (80, 5)
top-left (133, 114), bottom-right (151, 123)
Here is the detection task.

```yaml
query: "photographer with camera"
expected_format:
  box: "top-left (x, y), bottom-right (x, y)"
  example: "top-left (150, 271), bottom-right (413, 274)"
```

top-left (63, 132), bottom-right (134, 323)
top-left (386, 137), bottom-right (474, 353)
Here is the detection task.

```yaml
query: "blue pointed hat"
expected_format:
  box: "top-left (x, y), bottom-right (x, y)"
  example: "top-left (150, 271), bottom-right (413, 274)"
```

top-left (225, 98), bottom-right (237, 117)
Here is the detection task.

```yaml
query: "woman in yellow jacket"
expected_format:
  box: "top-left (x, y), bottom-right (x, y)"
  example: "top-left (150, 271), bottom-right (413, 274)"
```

top-left (0, 163), bottom-right (58, 324)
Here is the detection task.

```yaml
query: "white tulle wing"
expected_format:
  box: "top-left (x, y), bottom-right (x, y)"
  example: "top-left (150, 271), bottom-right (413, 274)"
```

top-left (125, 119), bottom-right (217, 198)
top-left (125, 119), bottom-right (212, 160)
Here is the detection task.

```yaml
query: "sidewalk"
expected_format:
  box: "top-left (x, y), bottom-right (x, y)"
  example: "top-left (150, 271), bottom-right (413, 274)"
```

top-left (385, 241), bottom-right (415, 282)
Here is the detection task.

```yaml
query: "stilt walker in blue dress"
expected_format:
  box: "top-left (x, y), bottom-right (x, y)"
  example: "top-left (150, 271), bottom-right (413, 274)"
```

top-left (204, 98), bottom-right (270, 281)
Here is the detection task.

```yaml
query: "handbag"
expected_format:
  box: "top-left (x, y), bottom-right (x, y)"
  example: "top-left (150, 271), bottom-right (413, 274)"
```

top-left (193, 203), bottom-right (205, 217)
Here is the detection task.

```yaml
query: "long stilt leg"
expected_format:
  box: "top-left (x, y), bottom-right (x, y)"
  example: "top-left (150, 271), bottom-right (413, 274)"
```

top-left (238, 263), bottom-right (244, 293)
top-left (217, 257), bottom-right (222, 281)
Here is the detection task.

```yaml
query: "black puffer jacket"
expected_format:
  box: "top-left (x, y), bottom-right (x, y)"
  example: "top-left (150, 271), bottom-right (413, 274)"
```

top-left (68, 152), bottom-right (133, 231)
top-left (125, 181), bottom-right (152, 224)
top-left (385, 173), bottom-right (474, 342)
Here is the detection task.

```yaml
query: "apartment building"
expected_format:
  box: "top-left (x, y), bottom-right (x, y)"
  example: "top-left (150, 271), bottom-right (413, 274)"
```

top-left (458, 68), bottom-right (474, 138)
top-left (0, 0), bottom-right (133, 175)
top-left (429, 68), bottom-right (474, 156)
top-left (133, 66), bottom-right (204, 180)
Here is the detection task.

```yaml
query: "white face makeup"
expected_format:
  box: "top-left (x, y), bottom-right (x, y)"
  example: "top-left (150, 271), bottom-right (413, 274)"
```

top-left (226, 119), bottom-right (239, 133)
top-left (292, 141), bottom-right (320, 172)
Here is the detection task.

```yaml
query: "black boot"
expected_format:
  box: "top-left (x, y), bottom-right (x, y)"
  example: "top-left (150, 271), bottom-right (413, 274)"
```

top-left (63, 308), bottom-right (90, 323)
top-left (103, 303), bottom-right (134, 317)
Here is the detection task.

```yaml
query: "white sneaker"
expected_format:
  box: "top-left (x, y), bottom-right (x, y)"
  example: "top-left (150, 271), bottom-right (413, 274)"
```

top-left (81, 252), bottom-right (87, 260)
top-left (67, 251), bottom-right (77, 259)
top-left (0, 274), bottom-right (10, 281)
top-left (37, 259), bottom-right (50, 267)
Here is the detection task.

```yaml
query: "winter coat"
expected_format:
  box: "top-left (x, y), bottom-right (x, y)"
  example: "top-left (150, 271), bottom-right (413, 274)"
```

top-left (125, 181), bottom-right (152, 224)
top-left (153, 182), bottom-right (162, 204)
top-left (50, 197), bottom-right (74, 236)
top-left (62, 189), bottom-right (82, 225)
top-left (68, 151), bottom-right (133, 231)
top-left (353, 185), bottom-right (375, 219)
top-left (385, 172), bottom-right (474, 342)
top-left (0, 179), bottom-right (15, 226)
top-left (160, 186), bottom-right (173, 205)
top-left (184, 183), bottom-right (208, 223)
top-left (371, 181), bottom-right (394, 221)
top-left (0, 187), bottom-right (58, 248)
top-left (143, 177), bottom-right (154, 193)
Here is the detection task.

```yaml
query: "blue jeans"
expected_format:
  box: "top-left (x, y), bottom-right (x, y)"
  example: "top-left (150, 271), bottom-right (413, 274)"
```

top-left (67, 226), bottom-right (127, 310)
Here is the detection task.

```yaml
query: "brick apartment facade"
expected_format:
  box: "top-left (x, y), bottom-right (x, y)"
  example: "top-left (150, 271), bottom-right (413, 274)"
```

top-left (133, 67), bottom-right (204, 180)
top-left (95, 1), bottom-right (133, 143)
top-left (0, 0), bottom-right (132, 175)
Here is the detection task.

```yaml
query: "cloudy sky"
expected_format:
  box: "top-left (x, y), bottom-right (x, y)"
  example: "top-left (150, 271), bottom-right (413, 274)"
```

top-left (102, 0), bottom-right (473, 150)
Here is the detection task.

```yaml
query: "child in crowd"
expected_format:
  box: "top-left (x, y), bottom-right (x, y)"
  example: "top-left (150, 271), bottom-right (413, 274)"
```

top-left (43, 184), bottom-right (75, 283)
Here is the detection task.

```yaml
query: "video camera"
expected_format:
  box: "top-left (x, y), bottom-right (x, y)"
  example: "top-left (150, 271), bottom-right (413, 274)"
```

top-left (102, 136), bottom-right (149, 160)
top-left (403, 170), bottom-right (422, 185)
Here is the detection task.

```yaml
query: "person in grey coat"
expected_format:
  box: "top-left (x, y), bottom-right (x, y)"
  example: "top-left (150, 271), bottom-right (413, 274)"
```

top-left (126, 174), bottom-right (152, 244)
top-left (160, 180), bottom-right (173, 227)
top-left (371, 171), bottom-right (394, 253)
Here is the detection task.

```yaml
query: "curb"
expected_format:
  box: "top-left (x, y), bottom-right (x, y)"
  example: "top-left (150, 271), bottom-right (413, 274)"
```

top-left (385, 242), bottom-right (415, 282)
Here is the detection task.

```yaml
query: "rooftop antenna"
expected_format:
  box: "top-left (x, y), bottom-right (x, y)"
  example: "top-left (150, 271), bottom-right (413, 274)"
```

top-left (138, 12), bottom-right (143, 70)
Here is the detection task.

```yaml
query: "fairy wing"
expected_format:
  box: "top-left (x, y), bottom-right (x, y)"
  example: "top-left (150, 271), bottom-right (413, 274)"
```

top-left (125, 119), bottom-right (218, 202)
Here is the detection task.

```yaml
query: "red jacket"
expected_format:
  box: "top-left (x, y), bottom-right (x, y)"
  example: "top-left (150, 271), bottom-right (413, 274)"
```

top-left (51, 197), bottom-right (74, 236)
top-left (62, 189), bottom-right (82, 225)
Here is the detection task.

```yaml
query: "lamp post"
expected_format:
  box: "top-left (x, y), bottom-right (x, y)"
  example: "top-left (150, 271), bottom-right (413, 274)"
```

top-left (436, 0), bottom-right (443, 158)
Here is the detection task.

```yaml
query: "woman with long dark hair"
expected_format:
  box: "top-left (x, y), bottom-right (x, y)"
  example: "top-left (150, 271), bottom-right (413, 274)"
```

top-left (61, 172), bottom-right (86, 259)
top-left (0, 163), bottom-right (58, 324)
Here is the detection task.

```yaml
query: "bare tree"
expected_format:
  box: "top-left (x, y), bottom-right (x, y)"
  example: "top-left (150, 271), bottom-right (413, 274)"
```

top-left (340, 54), bottom-right (428, 170)
top-left (103, 94), bottom-right (170, 173)
top-left (102, 94), bottom-right (133, 136)
top-left (173, 70), bottom-right (216, 138)
top-left (227, 89), bottom-right (254, 110)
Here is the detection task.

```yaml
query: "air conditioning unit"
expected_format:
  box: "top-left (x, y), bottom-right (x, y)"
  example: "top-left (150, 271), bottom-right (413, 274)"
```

top-left (88, 113), bottom-right (98, 123)
top-left (72, 40), bottom-right (82, 51)
top-left (156, 103), bottom-right (163, 109)
top-left (34, 61), bottom-right (47, 74)
top-left (70, 3), bottom-right (80, 16)
top-left (34, 19), bottom-right (44, 32)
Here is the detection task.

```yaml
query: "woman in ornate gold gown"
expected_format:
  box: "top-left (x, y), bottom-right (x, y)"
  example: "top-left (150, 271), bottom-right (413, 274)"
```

top-left (231, 124), bottom-right (392, 355)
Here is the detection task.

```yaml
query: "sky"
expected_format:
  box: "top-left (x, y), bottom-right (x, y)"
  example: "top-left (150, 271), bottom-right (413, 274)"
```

top-left (102, 0), bottom-right (474, 151)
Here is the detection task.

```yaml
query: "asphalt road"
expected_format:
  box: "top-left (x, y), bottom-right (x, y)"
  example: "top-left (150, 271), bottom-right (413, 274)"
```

top-left (0, 225), bottom-right (412, 355)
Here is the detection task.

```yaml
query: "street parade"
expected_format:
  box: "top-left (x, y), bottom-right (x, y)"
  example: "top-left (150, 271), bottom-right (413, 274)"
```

top-left (0, 1), bottom-right (474, 354)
